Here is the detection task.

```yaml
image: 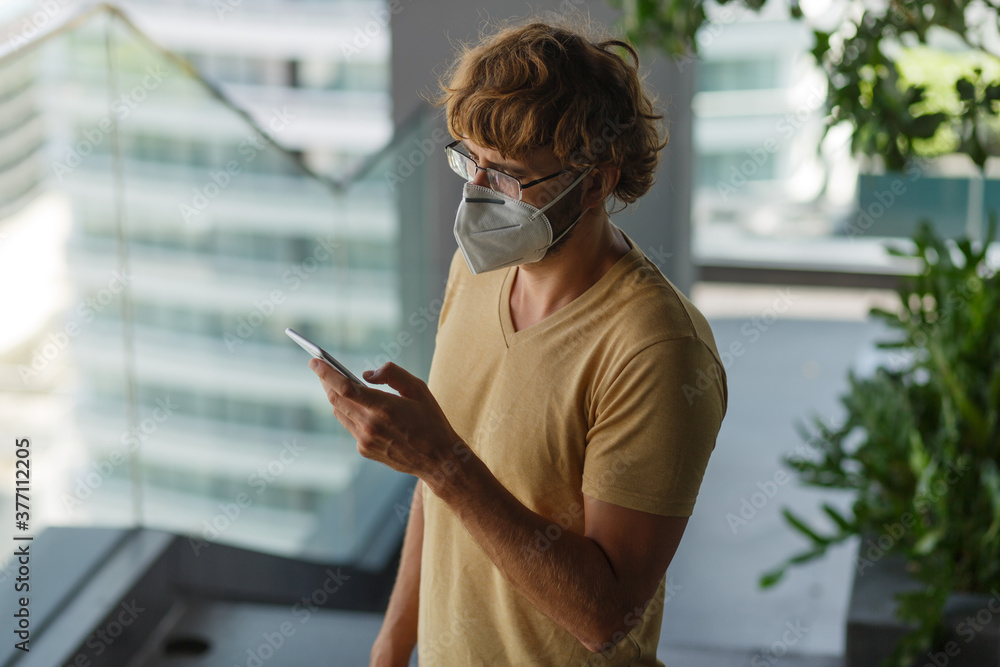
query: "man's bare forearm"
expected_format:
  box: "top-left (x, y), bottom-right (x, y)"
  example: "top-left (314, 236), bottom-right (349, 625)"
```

top-left (425, 454), bottom-right (625, 652)
top-left (372, 479), bottom-right (423, 664)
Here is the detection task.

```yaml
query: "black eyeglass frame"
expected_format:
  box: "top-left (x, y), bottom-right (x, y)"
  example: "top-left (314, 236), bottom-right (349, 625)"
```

top-left (444, 139), bottom-right (574, 201)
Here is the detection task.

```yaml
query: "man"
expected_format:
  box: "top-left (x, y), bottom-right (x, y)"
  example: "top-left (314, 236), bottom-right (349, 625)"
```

top-left (310, 18), bottom-right (728, 666)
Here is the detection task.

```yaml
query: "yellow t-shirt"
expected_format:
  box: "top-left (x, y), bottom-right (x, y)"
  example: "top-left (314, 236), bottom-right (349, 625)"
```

top-left (418, 226), bottom-right (728, 666)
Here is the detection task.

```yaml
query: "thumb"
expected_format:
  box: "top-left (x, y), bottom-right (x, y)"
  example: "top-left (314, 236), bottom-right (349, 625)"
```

top-left (363, 362), bottom-right (424, 398)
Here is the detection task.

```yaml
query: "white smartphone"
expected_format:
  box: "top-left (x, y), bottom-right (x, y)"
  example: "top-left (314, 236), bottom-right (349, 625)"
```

top-left (285, 327), bottom-right (365, 385)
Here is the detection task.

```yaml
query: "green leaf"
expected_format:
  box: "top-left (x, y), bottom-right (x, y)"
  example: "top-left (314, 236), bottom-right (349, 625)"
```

top-left (759, 544), bottom-right (829, 588)
top-left (810, 30), bottom-right (830, 64)
top-left (822, 503), bottom-right (854, 533)
top-left (980, 461), bottom-right (1000, 543)
top-left (759, 567), bottom-right (785, 588)
top-left (956, 77), bottom-right (976, 101)
top-left (782, 508), bottom-right (830, 545)
top-left (907, 429), bottom-right (930, 478)
top-left (912, 527), bottom-right (943, 555)
top-left (909, 112), bottom-right (946, 139)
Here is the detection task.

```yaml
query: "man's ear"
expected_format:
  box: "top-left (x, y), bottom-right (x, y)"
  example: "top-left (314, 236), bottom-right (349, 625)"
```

top-left (582, 164), bottom-right (619, 209)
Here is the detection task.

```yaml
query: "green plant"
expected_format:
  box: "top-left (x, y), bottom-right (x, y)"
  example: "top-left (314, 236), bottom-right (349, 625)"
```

top-left (759, 214), bottom-right (1000, 667)
top-left (607, 0), bottom-right (1000, 173)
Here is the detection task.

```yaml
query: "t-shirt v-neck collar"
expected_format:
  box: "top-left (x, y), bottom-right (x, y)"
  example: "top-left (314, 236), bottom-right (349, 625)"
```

top-left (498, 228), bottom-right (641, 348)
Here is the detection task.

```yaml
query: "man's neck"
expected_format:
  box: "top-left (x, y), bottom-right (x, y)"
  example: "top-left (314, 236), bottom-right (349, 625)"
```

top-left (510, 212), bottom-right (632, 327)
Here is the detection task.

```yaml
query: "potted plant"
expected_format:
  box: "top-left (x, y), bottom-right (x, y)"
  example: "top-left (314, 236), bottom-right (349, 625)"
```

top-left (757, 215), bottom-right (1000, 666)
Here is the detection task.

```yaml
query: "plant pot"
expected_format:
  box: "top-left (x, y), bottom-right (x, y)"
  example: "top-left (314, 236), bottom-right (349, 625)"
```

top-left (846, 537), bottom-right (1000, 667)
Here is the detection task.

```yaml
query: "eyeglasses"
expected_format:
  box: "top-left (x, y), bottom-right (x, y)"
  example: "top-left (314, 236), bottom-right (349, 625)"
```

top-left (445, 140), bottom-right (570, 201)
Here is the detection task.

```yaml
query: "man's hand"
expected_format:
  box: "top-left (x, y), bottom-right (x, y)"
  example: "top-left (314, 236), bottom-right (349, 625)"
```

top-left (309, 359), bottom-right (471, 484)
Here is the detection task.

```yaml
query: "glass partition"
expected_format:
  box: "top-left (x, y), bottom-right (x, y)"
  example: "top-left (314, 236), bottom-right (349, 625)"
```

top-left (0, 2), bottom-right (431, 567)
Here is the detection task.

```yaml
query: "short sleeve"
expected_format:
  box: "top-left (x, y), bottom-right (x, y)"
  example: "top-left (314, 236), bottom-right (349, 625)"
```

top-left (436, 248), bottom-right (466, 334)
top-left (581, 337), bottom-right (727, 517)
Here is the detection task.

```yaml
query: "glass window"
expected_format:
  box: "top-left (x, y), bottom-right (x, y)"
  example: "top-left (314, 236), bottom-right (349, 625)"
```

top-left (696, 58), bottom-right (780, 92)
top-left (696, 151), bottom-right (778, 188)
top-left (7, 3), bottom-right (417, 569)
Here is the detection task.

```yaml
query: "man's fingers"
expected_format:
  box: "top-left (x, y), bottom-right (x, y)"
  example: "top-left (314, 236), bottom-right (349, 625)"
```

top-left (312, 359), bottom-right (375, 408)
top-left (371, 362), bottom-right (427, 400)
top-left (332, 406), bottom-right (360, 439)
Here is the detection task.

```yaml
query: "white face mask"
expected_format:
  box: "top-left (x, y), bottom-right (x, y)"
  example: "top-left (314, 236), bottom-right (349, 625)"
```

top-left (453, 166), bottom-right (594, 275)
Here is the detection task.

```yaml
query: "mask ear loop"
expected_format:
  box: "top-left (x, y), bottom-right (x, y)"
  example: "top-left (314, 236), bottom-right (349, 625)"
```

top-left (547, 203), bottom-right (589, 247)
top-left (529, 166), bottom-right (595, 220)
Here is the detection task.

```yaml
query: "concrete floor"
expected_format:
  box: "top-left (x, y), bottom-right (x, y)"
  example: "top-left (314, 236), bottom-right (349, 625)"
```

top-left (656, 314), bottom-right (892, 664)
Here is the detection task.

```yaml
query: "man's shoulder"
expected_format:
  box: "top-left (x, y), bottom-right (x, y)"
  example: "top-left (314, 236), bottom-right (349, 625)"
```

top-left (608, 256), bottom-right (721, 357)
top-left (596, 258), bottom-right (729, 412)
